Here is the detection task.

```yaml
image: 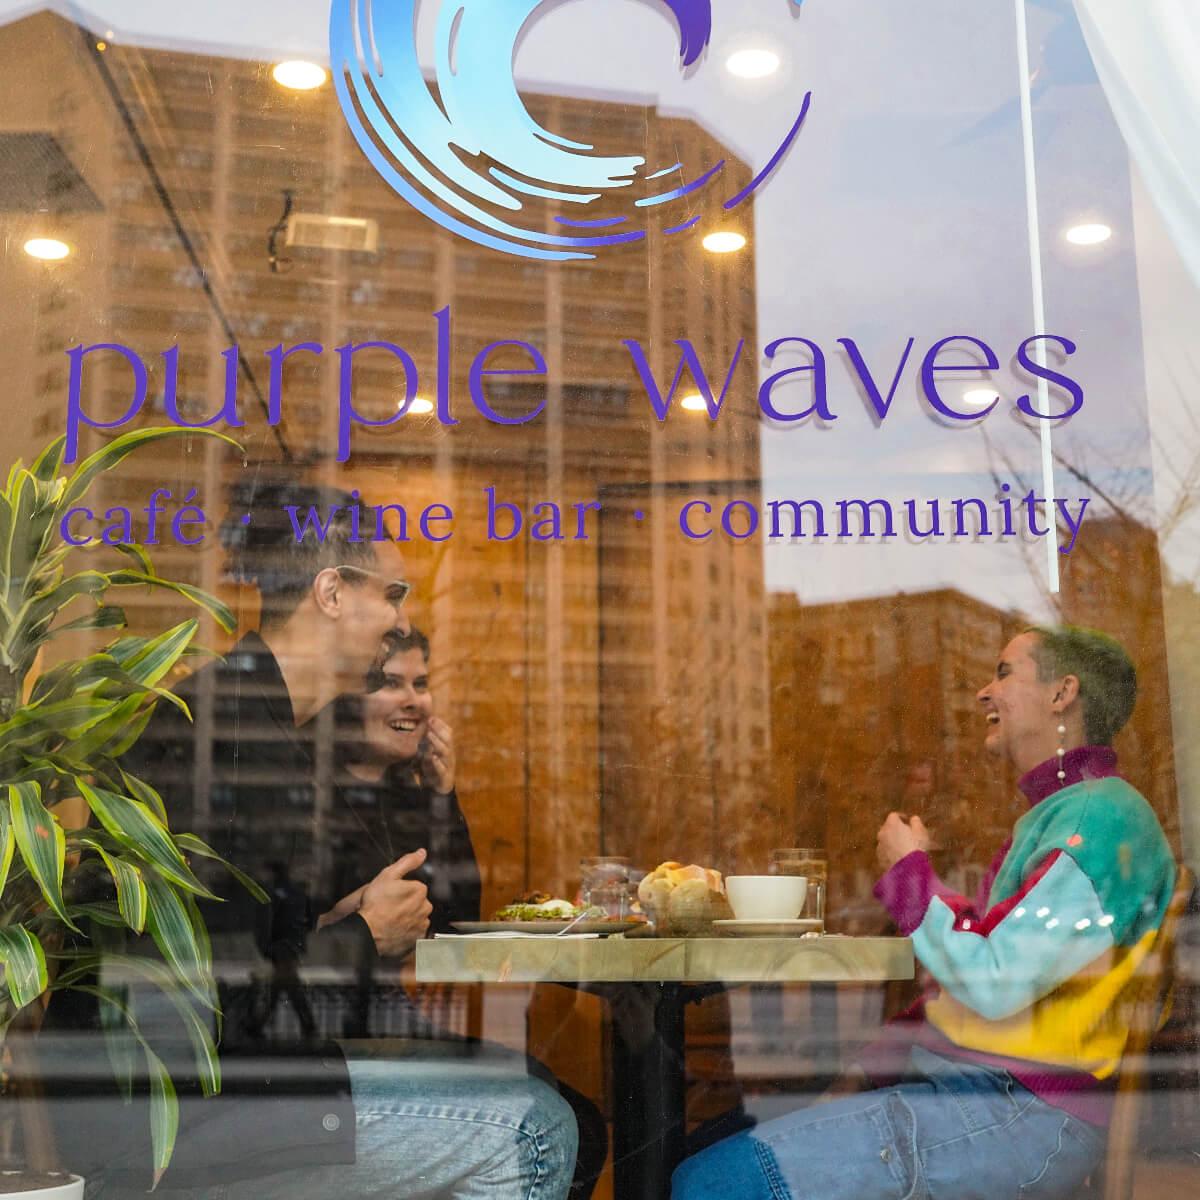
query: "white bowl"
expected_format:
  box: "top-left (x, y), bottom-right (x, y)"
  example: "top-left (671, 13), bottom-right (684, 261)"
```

top-left (725, 875), bottom-right (807, 921)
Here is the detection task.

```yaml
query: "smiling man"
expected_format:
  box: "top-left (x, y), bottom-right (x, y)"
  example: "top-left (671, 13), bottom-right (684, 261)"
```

top-left (673, 625), bottom-right (1178, 1200)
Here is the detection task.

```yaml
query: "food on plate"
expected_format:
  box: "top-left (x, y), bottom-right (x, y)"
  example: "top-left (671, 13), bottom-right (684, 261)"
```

top-left (492, 892), bottom-right (589, 922)
top-left (637, 862), bottom-right (733, 933)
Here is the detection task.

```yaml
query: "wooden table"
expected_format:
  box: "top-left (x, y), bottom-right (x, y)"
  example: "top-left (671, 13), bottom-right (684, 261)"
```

top-left (418, 936), bottom-right (913, 1199)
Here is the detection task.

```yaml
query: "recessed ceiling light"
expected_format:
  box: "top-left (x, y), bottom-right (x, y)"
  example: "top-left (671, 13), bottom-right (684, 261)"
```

top-left (726, 48), bottom-right (781, 80)
top-left (407, 396), bottom-right (435, 415)
top-left (1065, 223), bottom-right (1112, 246)
top-left (961, 388), bottom-right (1001, 411)
top-left (24, 237), bottom-right (70, 261)
top-left (702, 231), bottom-right (747, 254)
top-left (681, 393), bottom-right (708, 412)
top-left (272, 61), bottom-right (327, 91)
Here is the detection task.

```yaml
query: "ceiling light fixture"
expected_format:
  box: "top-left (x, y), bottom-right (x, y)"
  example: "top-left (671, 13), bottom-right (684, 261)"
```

top-left (961, 388), bottom-right (1001, 411)
top-left (407, 397), bottom-right (435, 415)
top-left (702, 231), bottom-right (747, 254)
top-left (1065, 223), bottom-right (1112, 247)
top-left (681, 393), bottom-right (709, 413)
top-left (726, 48), bottom-right (782, 80)
top-left (272, 61), bottom-right (328, 91)
top-left (24, 237), bottom-right (71, 261)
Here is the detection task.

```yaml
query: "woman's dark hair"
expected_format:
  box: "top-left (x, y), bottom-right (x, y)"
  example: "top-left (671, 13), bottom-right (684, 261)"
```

top-left (220, 481), bottom-right (376, 629)
top-left (1027, 625), bottom-right (1138, 745)
top-left (365, 627), bottom-right (430, 693)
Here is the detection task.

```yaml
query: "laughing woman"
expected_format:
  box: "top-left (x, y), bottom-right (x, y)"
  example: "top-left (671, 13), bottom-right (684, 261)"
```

top-left (673, 625), bottom-right (1178, 1200)
top-left (329, 626), bottom-right (481, 936)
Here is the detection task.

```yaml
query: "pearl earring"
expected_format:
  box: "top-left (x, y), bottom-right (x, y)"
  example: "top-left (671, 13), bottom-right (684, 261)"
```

top-left (1056, 722), bottom-right (1067, 782)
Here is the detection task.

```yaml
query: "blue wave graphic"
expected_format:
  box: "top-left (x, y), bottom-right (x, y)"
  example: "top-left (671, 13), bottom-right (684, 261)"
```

top-left (330, 0), bottom-right (809, 260)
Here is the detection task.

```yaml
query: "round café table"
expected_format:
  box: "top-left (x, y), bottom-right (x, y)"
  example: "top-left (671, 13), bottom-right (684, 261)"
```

top-left (417, 934), bottom-right (914, 1200)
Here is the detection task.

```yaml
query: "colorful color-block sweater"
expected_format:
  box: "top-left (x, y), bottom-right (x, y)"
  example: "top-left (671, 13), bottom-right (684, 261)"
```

top-left (869, 746), bottom-right (1177, 1126)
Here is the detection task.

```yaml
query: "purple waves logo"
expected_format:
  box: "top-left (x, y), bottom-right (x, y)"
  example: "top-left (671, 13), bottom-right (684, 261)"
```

top-left (330, 0), bottom-right (811, 261)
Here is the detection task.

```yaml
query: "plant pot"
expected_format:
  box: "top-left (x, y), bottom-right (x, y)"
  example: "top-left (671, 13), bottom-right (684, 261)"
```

top-left (0, 1172), bottom-right (84, 1198)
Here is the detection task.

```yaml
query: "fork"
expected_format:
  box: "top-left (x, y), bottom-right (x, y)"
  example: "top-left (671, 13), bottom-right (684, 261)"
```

top-left (554, 910), bottom-right (595, 936)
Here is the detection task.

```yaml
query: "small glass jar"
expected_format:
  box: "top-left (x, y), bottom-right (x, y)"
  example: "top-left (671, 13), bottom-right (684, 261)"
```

top-left (579, 855), bottom-right (632, 918)
top-left (769, 848), bottom-right (827, 932)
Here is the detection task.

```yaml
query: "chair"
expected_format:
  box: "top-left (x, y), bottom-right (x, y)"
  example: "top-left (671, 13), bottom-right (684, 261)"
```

top-left (1099, 864), bottom-right (1196, 1200)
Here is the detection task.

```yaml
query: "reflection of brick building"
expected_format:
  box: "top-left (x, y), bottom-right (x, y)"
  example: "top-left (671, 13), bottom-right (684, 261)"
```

top-left (1060, 515), bottom-right (1180, 846)
top-left (768, 588), bottom-right (1025, 927)
top-left (0, 9), bottom-right (768, 911)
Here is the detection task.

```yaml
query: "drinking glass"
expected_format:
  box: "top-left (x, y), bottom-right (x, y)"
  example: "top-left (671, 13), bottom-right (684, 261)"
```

top-left (580, 856), bottom-right (632, 918)
top-left (769, 848), bottom-right (827, 932)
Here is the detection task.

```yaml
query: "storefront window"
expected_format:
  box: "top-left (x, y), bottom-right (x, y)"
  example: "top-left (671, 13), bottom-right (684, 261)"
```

top-left (0, 3), bottom-right (1196, 1198)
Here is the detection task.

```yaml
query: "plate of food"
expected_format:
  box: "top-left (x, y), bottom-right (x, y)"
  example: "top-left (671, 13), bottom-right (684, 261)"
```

top-left (451, 893), bottom-right (644, 936)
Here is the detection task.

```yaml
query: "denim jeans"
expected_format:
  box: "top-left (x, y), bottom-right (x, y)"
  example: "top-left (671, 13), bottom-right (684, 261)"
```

top-left (88, 1039), bottom-right (579, 1200)
top-left (672, 1047), bottom-right (1104, 1200)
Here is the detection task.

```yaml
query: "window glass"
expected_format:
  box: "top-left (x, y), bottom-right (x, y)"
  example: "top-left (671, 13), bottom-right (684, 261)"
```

top-left (0, 4), bottom-right (1196, 1198)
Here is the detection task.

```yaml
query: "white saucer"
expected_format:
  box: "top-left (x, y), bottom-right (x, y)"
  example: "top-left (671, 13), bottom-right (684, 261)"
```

top-left (713, 918), bottom-right (823, 937)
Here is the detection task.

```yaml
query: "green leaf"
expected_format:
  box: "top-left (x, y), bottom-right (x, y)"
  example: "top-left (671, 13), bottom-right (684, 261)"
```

top-left (91, 954), bottom-right (221, 1097)
top-left (120, 770), bottom-right (168, 825)
top-left (0, 804), bottom-right (14, 897)
top-left (106, 572), bottom-right (235, 635)
top-left (175, 833), bottom-right (269, 903)
top-left (182, 892), bottom-right (212, 975)
top-left (0, 697), bottom-right (114, 743)
top-left (8, 782), bottom-right (77, 931)
top-left (30, 652), bottom-right (123, 705)
top-left (112, 540), bottom-right (154, 575)
top-left (72, 980), bottom-right (220, 1103)
top-left (46, 605), bottom-right (127, 640)
top-left (145, 1045), bottom-right (180, 1180)
top-left (79, 837), bottom-right (148, 933)
top-left (110, 620), bottom-right (197, 690)
top-left (30, 437), bottom-right (66, 483)
top-left (0, 696), bottom-right (135, 778)
top-left (5, 470), bottom-right (54, 604)
top-left (65, 902), bottom-right (127, 928)
top-left (0, 924), bottom-right (48, 1008)
top-left (143, 872), bottom-right (213, 1009)
top-left (0, 493), bottom-right (14, 621)
top-left (59, 426), bottom-right (241, 513)
top-left (72, 983), bottom-right (138, 1102)
top-left (59, 694), bottom-right (147, 764)
top-left (62, 949), bottom-right (220, 1015)
top-left (5, 569), bottom-right (111, 656)
top-left (74, 779), bottom-right (213, 898)
top-left (96, 703), bottom-right (155, 761)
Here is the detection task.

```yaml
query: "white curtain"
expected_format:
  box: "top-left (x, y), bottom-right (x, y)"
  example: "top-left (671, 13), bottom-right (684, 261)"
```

top-left (1074, 0), bottom-right (1200, 288)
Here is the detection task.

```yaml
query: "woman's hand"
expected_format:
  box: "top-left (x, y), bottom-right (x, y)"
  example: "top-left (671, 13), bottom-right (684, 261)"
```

top-left (420, 717), bottom-right (456, 794)
top-left (876, 812), bottom-right (932, 871)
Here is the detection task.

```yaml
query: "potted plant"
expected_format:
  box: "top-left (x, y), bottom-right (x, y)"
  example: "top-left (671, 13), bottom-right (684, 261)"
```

top-left (0, 429), bottom-right (262, 1196)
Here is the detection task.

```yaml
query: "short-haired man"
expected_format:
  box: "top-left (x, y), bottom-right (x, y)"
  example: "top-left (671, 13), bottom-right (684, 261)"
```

top-left (674, 625), bottom-right (1178, 1199)
top-left (48, 483), bottom-right (578, 1199)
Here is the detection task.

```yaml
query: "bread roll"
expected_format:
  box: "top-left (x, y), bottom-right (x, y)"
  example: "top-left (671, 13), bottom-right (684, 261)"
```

top-left (637, 861), bottom-right (730, 934)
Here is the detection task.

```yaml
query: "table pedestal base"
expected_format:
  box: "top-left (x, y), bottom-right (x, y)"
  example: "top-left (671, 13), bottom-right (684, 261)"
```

top-left (610, 984), bottom-right (686, 1200)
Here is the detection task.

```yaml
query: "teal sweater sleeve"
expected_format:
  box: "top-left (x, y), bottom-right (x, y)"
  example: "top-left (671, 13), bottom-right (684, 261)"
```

top-left (989, 777), bottom-right (1176, 948)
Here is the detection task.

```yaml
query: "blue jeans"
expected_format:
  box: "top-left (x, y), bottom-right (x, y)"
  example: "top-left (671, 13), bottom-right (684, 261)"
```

top-left (89, 1041), bottom-right (579, 1200)
top-left (672, 1047), bottom-right (1103, 1200)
